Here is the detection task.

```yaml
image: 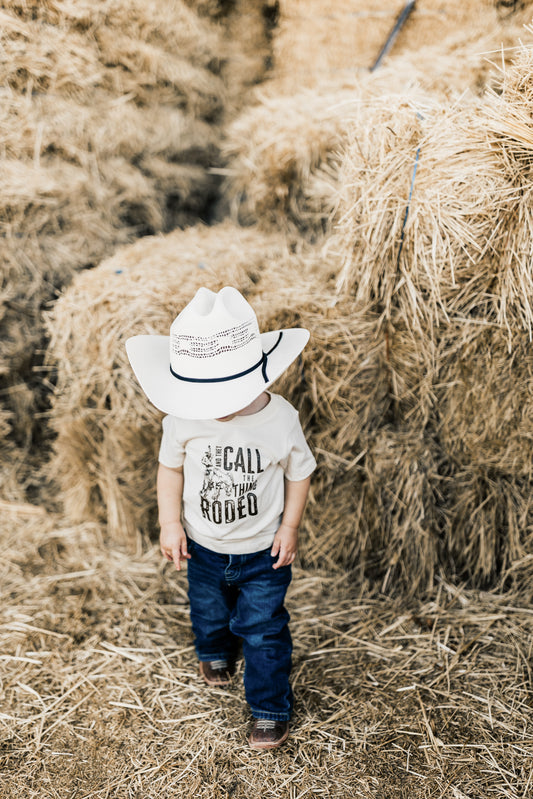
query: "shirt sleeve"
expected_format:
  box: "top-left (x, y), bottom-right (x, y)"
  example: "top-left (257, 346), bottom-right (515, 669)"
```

top-left (281, 416), bottom-right (317, 481)
top-left (158, 415), bottom-right (186, 469)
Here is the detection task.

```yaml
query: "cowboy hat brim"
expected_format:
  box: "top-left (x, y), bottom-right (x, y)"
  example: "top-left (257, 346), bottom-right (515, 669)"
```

top-left (125, 328), bottom-right (309, 419)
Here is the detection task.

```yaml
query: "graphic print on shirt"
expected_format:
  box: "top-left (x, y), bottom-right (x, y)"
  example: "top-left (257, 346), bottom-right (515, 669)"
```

top-left (199, 444), bottom-right (264, 525)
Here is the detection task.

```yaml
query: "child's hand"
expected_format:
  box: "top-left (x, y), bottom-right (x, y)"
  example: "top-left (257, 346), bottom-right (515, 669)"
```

top-left (160, 521), bottom-right (190, 571)
top-left (271, 524), bottom-right (298, 569)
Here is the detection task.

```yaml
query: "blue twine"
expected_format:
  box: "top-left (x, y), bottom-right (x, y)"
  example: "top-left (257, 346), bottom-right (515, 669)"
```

top-left (396, 145), bottom-right (421, 269)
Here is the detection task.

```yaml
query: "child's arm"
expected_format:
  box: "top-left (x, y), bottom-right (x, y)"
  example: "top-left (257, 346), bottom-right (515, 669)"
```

top-left (157, 463), bottom-right (190, 571)
top-left (271, 475), bottom-right (311, 569)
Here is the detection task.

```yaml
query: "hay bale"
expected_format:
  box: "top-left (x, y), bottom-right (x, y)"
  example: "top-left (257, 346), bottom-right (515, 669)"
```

top-left (44, 211), bottom-right (533, 592)
top-left (45, 222), bottom-right (321, 541)
top-left (378, 11), bottom-right (533, 99)
top-left (1, 92), bottom-right (219, 166)
top-left (480, 42), bottom-right (533, 333)
top-left (189, 0), bottom-right (281, 113)
top-left (0, 0), bottom-right (235, 451)
top-left (392, 0), bottom-right (533, 70)
top-left (333, 41), bottom-right (533, 335)
top-left (269, 0), bottom-right (532, 94)
top-left (0, 94), bottom-right (221, 239)
top-left (357, 426), bottom-right (446, 593)
top-left (437, 325), bottom-right (533, 478)
top-left (325, 44), bottom-right (533, 588)
top-left (0, 135), bottom-right (199, 443)
top-left (220, 2), bottom-right (533, 238)
top-left (270, 0), bottom-right (406, 88)
top-left (0, 1), bottom-right (225, 117)
top-left (221, 85), bottom-right (361, 236)
top-left (430, 321), bottom-right (533, 585)
top-left (445, 466), bottom-right (533, 586)
top-left (333, 95), bottom-right (516, 328)
top-left (46, 217), bottom-right (530, 592)
top-left (331, 44), bottom-right (533, 361)
top-left (0, 0), bottom-right (287, 456)
top-left (46, 248), bottom-right (448, 591)
top-left (285, 301), bottom-right (533, 591)
top-left (251, 290), bottom-right (444, 591)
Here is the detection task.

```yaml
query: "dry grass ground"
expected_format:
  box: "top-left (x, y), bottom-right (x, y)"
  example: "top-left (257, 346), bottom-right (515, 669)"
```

top-left (1, 508), bottom-right (532, 798)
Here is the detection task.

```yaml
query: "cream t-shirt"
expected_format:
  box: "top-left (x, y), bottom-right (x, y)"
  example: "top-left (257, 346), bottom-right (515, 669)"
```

top-left (158, 393), bottom-right (316, 554)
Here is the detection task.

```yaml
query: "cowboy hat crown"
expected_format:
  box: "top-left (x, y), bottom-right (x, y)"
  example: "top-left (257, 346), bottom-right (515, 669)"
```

top-left (126, 286), bottom-right (309, 420)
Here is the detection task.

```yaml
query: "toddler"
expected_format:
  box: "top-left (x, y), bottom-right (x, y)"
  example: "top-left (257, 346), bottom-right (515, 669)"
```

top-left (126, 286), bottom-right (315, 749)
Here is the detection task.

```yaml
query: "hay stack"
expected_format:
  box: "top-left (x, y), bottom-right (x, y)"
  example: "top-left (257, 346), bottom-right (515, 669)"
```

top-left (0, 0), bottom-right (225, 449)
top-left (218, 0), bottom-right (532, 240)
top-left (269, 0), bottom-right (532, 94)
top-left (47, 244), bottom-right (447, 591)
top-left (44, 187), bottom-right (533, 595)
top-left (270, 0), bottom-right (407, 87)
top-left (333, 81), bottom-right (533, 334)
top-left (0, 0), bottom-right (225, 116)
top-left (431, 43), bottom-right (533, 583)
top-left (221, 86), bottom-right (361, 237)
top-left (213, 42), bottom-right (533, 591)
top-left (334, 95), bottom-right (518, 325)
top-left (23, 5), bottom-right (533, 595)
top-left (324, 42), bottom-right (533, 588)
top-left (220, 0), bottom-right (532, 242)
top-left (0, 0), bottom-right (277, 463)
top-left (45, 222), bottom-right (323, 541)
top-left (249, 290), bottom-right (444, 590)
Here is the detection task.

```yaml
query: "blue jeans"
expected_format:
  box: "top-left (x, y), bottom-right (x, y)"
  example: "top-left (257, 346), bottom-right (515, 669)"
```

top-left (186, 538), bottom-right (293, 721)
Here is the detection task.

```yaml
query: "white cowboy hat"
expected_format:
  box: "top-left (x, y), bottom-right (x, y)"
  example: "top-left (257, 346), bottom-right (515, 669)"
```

top-left (125, 286), bottom-right (309, 419)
